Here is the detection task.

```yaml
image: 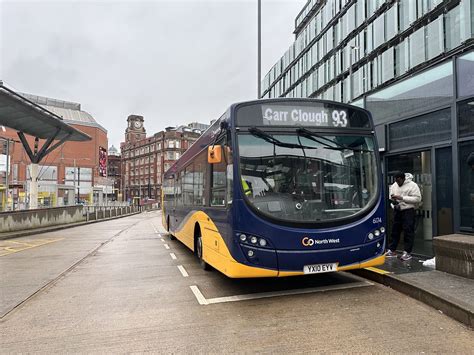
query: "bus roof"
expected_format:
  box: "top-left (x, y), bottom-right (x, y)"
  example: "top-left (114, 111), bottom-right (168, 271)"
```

top-left (163, 98), bottom-right (373, 178)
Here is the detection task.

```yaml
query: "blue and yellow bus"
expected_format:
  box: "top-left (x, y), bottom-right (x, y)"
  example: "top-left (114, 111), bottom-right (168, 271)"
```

top-left (163, 99), bottom-right (385, 278)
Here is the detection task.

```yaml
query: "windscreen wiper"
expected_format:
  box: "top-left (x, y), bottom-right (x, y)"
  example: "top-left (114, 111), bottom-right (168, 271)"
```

top-left (248, 127), bottom-right (316, 150)
top-left (296, 128), bottom-right (371, 152)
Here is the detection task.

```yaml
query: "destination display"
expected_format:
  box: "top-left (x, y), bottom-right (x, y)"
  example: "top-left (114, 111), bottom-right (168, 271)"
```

top-left (262, 105), bottom-right (349, 127)
top-left (235, 101), bottom-right (371, 129)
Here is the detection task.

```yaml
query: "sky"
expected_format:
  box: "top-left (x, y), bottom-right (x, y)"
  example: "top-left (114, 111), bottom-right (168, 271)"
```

top-left (0, 0), bottom-right (306, 149)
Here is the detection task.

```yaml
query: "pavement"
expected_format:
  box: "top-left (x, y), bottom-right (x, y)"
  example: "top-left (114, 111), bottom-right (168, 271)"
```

top-left (1, 217), bottom-right (473, 329)
top-left (353, 254), bottom-right (474, 328)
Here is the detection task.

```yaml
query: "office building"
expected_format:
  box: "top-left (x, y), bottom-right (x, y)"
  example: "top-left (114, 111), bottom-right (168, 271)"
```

top-left (262, 0), bottom-right (474, 255)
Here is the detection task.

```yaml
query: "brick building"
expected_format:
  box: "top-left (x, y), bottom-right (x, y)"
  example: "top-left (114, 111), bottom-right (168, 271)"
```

top-left (120, 115), bottom-right (207, 203)
top-left (107, 145), bottom-right (121, 201)
top-left (0, 93), bottom-right (108, 209)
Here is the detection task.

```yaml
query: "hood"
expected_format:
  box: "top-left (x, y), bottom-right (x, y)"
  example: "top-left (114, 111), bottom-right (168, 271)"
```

top-left (404, 173), bottom-right (414, 184)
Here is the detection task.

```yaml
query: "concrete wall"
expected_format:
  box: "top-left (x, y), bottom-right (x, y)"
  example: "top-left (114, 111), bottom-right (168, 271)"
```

top-left (0, 206), bottom-right (85, 233)
top-left (434, 234), bottom-right (474, 279)
top-left (0, 205), bottom-right (141, 234)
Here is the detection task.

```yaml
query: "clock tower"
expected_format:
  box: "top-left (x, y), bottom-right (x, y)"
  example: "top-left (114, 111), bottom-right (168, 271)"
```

top-left (125, 114), bottom-right (146, 143)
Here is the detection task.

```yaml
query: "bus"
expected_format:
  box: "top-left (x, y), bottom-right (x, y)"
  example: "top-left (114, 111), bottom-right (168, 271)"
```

top-left (162, 99), bottom-right (385, 278)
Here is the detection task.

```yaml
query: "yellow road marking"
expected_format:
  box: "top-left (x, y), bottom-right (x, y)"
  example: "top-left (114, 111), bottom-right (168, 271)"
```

top-left (364, 266), bottom-right (391, 274)
top-left (0, 238), bottom-right (64, 257)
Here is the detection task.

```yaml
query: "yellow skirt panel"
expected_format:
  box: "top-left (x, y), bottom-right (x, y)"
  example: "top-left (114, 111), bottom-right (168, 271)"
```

top-left (169, 210), bottom-right (385, 278)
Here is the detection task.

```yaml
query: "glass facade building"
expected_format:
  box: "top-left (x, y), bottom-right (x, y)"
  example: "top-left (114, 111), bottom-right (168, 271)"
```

top-left (262, 0), bottom-right (474, 256)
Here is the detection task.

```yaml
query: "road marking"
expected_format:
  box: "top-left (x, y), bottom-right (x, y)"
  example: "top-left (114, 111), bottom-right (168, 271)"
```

top-left (177, 265), bottom-right (189, 277)
top-left (0, 238), bottom-right (64, 257)
top-left (161, 238), bottom-right (165, 242)
top-left (150, 223), bottom-right (158, 234)
top-left (164, 244), bottom-right (170, 250)
top-left (190, 285), bottom-right (209, 305)
top-left (170, 253), bottom-right (177, 260)
top-left (189, 281), bottom-right (373, 306)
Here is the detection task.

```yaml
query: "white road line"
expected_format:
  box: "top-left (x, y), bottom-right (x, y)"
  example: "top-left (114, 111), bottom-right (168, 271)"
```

top-left (170, 253), bottom-right (177, 260)
top-left (190, 285), bottom-right (209, 305)
top-left (161, 238), bottom-right (165, 242)
top-left (177, 265), bottom-right (189, 277)
top-left (164, 244), bottom-right (170, 250)
top-left (150, 223), bottom-right (158, 234)
top-left (189, 281), bottom-right (373, 306)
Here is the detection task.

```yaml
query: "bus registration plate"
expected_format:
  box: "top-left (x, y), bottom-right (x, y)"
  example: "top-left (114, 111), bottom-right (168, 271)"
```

top-left (303, 263), bottom-right (338, 274)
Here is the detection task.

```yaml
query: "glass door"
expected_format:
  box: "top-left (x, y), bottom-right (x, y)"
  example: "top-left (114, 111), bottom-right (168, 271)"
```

top-left (435, 147), bottom-right (453, 236)
top-left (386, 151), bottom-right (433, 256)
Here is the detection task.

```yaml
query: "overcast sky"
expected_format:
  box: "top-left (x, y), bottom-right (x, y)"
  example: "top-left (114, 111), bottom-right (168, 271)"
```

top-left (1, 0), bottom-right (306, 149)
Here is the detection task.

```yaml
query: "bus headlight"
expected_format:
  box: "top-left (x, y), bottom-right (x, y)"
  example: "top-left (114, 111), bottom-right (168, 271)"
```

top-left (380, 227), bottom-right (386, 233)
top-left (368, 232), bottom-right (374, 240)
top-left (237, 232), bottom-right (271, 249)
top-left (374, 229), bottom-right (381, 237)
top-left (248, 250), bottom-right (254, 257)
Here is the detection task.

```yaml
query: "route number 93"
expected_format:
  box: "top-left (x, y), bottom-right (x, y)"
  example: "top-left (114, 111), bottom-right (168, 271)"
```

top-left (332, 110), bottom-right (348, 127)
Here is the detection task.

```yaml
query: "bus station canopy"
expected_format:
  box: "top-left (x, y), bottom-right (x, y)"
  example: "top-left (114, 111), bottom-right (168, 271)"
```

top-left (0, 82), bottom-right (90, 142)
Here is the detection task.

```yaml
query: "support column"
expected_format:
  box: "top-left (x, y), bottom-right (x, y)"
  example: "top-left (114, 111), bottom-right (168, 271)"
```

top-left (29, 163), bottom-right (38, 209)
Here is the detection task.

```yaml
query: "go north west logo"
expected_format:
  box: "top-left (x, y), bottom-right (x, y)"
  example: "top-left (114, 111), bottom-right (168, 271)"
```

top-left (301, 237), bottom-right (340, 247)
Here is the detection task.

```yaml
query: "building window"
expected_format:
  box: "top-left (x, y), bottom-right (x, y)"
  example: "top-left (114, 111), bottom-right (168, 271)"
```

top-left (458, 99), bottom-right (474, 139)
top-left (366, 61), bottom-right (453, 124)
top-left (389, 108), bottom-right (451, 150)
top-left (426, 16), bottom-right (444, 60)
top-left (445, 5), bottom-right (463, 51)
top-left (457, 51), bottom-right (474, 99)
top-left (386, 4), bottom-right (398, 41)
top-left (373, 14), bottom-right (385, 50)
top-left (409, 26), bottom-right (426, 69)
top-left (382, 47), bottom-right (395, 83)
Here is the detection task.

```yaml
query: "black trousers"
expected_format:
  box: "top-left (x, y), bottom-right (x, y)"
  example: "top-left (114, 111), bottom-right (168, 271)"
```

top-left (388, 208), bottom-right (416, 254)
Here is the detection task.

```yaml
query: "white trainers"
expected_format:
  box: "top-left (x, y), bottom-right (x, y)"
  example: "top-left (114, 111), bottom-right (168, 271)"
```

top-left (400, 251), bottom-right (412, 261)
top-left (385, 250), bottom-right (397, 257)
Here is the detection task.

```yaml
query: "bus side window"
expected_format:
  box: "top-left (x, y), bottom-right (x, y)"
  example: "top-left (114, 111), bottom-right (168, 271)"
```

top-left (210, 141), bottom-right (227, 207)
top-left (226, 145), bottom-right (233, 204)
top-left (193, 150), bottom-right (206, 206)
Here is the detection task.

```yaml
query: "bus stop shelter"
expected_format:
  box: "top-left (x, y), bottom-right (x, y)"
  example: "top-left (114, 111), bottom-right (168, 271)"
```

top-left (0, 81), bottom-right (91, 209)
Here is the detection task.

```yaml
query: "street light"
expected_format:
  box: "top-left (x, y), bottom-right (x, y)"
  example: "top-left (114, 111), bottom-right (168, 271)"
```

top-left (349, 45), bottom-right (359, 101)
top-left (61, 157), bottom-right (91, 204)
top-left (257, 0), bottom-right (261, 99)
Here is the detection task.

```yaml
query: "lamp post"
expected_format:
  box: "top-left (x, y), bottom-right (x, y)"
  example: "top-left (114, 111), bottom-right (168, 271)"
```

top-left (349, 45), bottom-right (359, 101)
top-left (257, 0), bottom-right (261, 99)
top-left (0, 137), bottom-right (12, 211)
top-left (61, 157), bottom-right (91, 205)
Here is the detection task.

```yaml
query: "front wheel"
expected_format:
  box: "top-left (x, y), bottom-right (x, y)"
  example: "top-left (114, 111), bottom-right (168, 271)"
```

top-left (167, 216), bottom-right (176, 240)
top-left (196, 231), bottom-right (211, 271)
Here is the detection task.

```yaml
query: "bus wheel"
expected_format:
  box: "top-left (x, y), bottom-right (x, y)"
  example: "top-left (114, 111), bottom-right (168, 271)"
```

top-left (195, 229), bottom-right (211, 271)
top-left (167, 216), bottom-right (176, 240)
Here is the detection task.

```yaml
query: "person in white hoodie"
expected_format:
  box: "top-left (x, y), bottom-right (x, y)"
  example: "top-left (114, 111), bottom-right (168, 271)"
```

top-left (385, 171), bottom-right (422, 261)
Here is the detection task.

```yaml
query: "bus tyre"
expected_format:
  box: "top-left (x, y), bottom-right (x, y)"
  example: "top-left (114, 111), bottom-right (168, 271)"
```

top-left (196, 231), bottom-right (211, 271)
top-left (167, 216), bottom-right (176, 240)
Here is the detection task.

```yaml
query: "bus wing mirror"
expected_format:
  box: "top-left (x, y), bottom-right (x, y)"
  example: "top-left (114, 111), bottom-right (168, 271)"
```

top-left (208, 145), bottom-right (222, 164)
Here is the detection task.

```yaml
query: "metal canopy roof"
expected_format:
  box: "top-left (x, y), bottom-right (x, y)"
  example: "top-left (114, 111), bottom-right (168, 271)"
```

top-left (0, 83), bottom-right (91, 142)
